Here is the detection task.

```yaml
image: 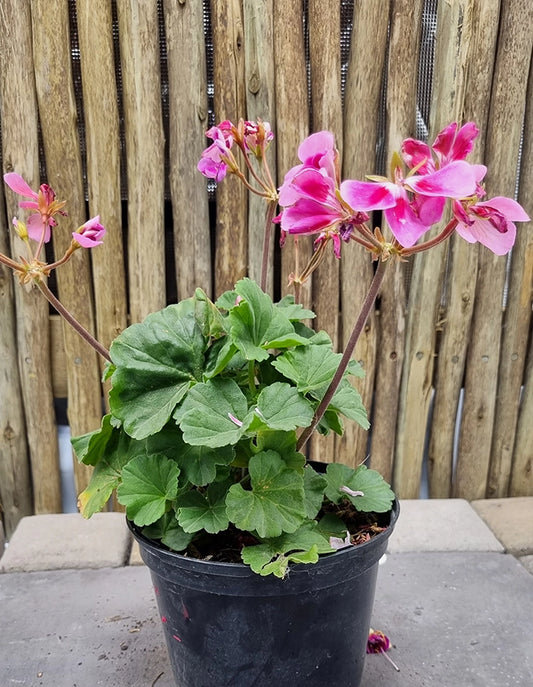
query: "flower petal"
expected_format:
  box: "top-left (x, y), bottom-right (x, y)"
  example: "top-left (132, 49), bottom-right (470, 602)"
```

top-left (297, 131), bottom-right (335, 164)
top-left (385, 196), bottom-right (430, 247)
top-left (401, 139), bottom-right (433, 172)
top-left (3, 172), bottom-right (38, 199)
top-left (415, 194), bottom-right (445, 226)
top-left (455, 216), bottom-right (516, 255)
top-left (478, 197), bottom-right (530, 222)
top-left (340, 179), bottom-right (397, 212)
top-left (434, 121), bottom-right (479, 162)
top-left (407, 160), bottom-right (477, 198)
top-left (26, 213), bottom-right (51, 243)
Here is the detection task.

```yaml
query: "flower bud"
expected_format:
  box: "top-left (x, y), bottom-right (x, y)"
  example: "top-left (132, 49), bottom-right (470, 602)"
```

top-left (72, 215), bottom-right (106, 248)
top-left (12, 217), bottom-right (28, 240)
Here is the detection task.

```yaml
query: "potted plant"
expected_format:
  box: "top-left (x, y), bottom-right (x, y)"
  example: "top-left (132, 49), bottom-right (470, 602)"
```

top-left (2, 119), bottom-right (528, 687)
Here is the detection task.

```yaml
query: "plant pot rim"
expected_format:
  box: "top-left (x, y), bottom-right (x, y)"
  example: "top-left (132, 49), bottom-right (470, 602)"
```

top-left (127, 499), bottom-right (399, 592)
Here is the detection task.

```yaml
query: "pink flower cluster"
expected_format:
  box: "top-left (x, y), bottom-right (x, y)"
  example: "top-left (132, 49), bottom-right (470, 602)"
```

top-left (277, 122), bottom-right (528, 256)
top-left (197, 119), bottom-right (274, 182)
top-left (3, 172), bottom-right (105, 248)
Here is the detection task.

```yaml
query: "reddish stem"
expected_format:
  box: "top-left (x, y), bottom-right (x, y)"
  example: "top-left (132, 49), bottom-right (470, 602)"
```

top-left (296, 257), bottom-right (389, 451)
top-left (36, 279), bottom-right (112, 363)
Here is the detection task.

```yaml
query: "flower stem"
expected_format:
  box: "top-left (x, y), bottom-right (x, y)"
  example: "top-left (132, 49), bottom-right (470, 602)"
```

top-left (296, 256), bottom-right (389, 451)
top-left (36, 278), bottom-right (112, 363)
top-left (402, 217), bottom-right (458, 256)
top-left (0, 251), bottom-right (25, 272)
top-left (260, 199), bottom-right (278, 292)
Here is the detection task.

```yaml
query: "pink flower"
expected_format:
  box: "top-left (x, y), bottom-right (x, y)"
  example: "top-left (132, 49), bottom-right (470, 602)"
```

top-left (367, 629), bottom-right (391, 654)
top-left (3, 172), bottom-right (67, 243)
top-left (197, 121), bottom-right (235, 182)
top-left (453, 196), bottom-right (529, 255)
top-left (402, 121), bottom-right (480, 173)
top-left (342, 160), bottom-right (478, 248)
top-left (242, 120), bottom-right (274, 156)
top-left (72, 216), bottom-right (106, 248)
top-left (278, 132), bottom-right (368, 257)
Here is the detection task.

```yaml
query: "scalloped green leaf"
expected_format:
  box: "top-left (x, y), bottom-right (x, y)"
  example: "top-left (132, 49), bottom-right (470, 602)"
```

top-left (176, 482), bottom-right (230, 534)
top-left (108, 299), bottom-right (207, 440)
top-left (116, 454), bottom-right (180, 526)
top-left (142, 513), bottom-right (193, 552)
top-left (71, 413), bottom-right (115, 466)
top-left (215, 289), bottom-right (239, 310)
top-left (178, 378), bottom-right (252, 447)
top-left (254, 430), bottom-right (306, 471)
top-left (275, 295), bottom-right (316, 321)
top-left (324, 463), bottom-right (395, 513)
top-left (146, 423), bottom-right (234, 486)
top-left (228, 278), bottom-right (297, 361)
top-left (312, 378), bottom-right (369, 430)
top-left (241, 521), bottom-right (333, 577)
top-left (255, 382), bottom-right (314, 431)
top-left (76, 425), bottom-right (148, 518)
top-left (192, 288), bottom-right (227, 339)
top-left (303, 465), bottom-right (328, 519)
top-left (225, 450), bottom-right (306, 538)
top-left (272, 344), bottom-right (348, 393)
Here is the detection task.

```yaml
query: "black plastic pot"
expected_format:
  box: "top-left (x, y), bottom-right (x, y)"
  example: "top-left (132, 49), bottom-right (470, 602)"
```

top-left (128, 499), bottom-right (398, 687)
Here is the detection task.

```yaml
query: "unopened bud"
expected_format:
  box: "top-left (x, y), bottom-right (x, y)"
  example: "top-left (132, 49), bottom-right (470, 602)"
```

top-left (12, 217), bottom-right (28, 240)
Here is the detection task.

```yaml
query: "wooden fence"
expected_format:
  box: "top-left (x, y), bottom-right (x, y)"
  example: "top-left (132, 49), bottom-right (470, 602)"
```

top-left (0, 0), bottom-right (532, 538)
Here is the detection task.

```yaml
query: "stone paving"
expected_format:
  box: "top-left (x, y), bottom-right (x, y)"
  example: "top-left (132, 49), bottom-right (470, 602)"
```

top-left (1, 498), bottom-right (532, 686)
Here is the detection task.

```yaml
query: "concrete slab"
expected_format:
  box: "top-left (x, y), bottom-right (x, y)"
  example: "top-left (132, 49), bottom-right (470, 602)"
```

top-left (363, 552), bottom-right (533, 686)
top-left (471, 497), bottom-right (533, 556)
top-left (129, 540), bottom-right (144, 566)
top-left (0, 513), bottom-right (132, 573)
top-left (518, 555), bottom-right (533, 575)
top-left (387, 499), bottom-right (504, 553)
top-left (1, 552), bottom-right (532, 687)
top-left (0, 566), bottom-right (174, 687)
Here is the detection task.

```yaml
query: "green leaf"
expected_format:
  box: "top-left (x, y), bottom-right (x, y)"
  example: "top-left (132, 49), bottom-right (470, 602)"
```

top-left (346, 358), bottom-right (366, 378)
top-left (324, 463), bottom-right (395, 513)
top-left (254, 430), bottom-right (306, 471)
top-left (241, 521), bottom-right (333, 578)
top-left (142, 512), bottom-right (193, 551)
top-left (109, 299), bottom-right (207, 439)
top-left (272, 344), bottom-right (347, 393)
top-left (225, 450), bottom-right (306, 538)
top-left (203, 338), bottom-right (237, 379)
top-left (215, 289), bottom-right (239, 310)
top-left (176, 482), bottom-right (230, 533)
top-left (255, 382), bottom-right (314, 431)
top-left (303, 465), bottom-right (327, 519)
top-left (313, 379), bottom-right (369, 430)
top-left (178, 378), bottom-right (252, 447)
top-left (117, 454), bottom-right (180, 526)
top-left (76, 425), bottom-right (148, 518)
top-left (228, 278), bottom-right (297, 361)
top-left (193, 288), bottom-right (227, 339)
top-left (178, 443), bottom-right (234, 486)
top-left (275, 295), bottom-right (316, 321)
top-left (316, 408), bottom-right (344, 436)
top-left (71, 414), bottom-right (115, 466)
top-left (317, 512), bottom-right (350, 539)
top-left (146, 424), bottom-right (234, 486)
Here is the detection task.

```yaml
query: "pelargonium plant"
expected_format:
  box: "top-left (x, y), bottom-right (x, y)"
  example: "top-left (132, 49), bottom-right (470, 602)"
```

top-left (2, 119), bottom-right (528, 578)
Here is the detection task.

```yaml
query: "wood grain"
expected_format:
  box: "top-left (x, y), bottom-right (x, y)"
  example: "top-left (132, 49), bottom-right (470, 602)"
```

top-left (116, 0), bottom-right (166, 322)
top-left (31, 0), bottom-right (102, 493)
top-left (164, 0), bottom-right (212, 300)
top-left (0, 0), bottom-right (61, 521)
